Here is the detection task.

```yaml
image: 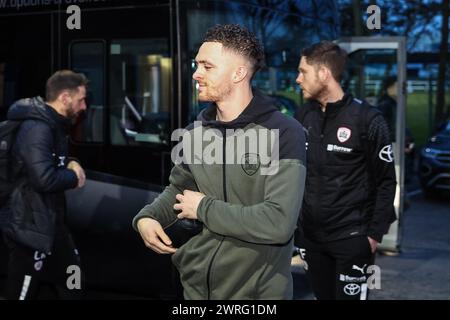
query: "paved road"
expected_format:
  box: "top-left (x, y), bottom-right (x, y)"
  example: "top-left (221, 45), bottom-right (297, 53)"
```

top-left (371, 193), bottom-right (450, 299)
top-left (292, 192), bottom-right (450, 300)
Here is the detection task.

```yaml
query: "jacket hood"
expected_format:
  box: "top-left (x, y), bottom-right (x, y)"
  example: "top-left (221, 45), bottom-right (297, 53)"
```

top-left (7, 96), bottom-right (70, 128)
top-left (197, 89), bottom-right (278, 129)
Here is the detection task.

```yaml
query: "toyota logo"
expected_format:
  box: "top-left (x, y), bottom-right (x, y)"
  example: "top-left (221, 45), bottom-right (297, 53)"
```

top-left (344, 283), bottom-right (361, 296)
top-left (379, 145), bottom-right (394, 163)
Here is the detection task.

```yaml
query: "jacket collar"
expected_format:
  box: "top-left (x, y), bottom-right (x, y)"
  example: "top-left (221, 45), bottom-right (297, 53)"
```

top-left (310, 93), bottom-right (353, 118)
top-left (197, 89), bottom-right (278, 129)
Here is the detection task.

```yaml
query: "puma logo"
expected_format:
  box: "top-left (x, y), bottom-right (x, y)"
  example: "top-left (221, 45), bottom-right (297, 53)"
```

top-left (352, 264), bottom-right (367, 274)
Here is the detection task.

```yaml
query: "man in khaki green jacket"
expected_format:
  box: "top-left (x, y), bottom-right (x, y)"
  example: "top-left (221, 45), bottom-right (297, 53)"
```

top-left (133, 24), bottom-right (306, 300)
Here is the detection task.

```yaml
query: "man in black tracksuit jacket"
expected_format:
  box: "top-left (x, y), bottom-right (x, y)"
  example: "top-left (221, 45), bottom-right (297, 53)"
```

top-left (293, 41), bottom-right (397, 300)
top-left (2, 70), bottom-right (88, 300)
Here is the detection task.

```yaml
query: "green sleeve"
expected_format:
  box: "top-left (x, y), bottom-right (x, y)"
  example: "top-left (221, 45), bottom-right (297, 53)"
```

top-left (132, 164), bottom-right (197, 230)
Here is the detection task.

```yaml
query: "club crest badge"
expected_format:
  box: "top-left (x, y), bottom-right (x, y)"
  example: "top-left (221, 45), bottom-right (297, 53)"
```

top-left (337, 127), bottom-right (352, 143)
top-left (241, 153), bottom-right (260, 176)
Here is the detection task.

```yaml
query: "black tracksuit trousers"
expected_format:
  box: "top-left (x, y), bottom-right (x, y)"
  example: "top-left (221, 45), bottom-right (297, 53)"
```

top-left (2, 226), bottom-right (82, 300)
top-left (296, 234), bottom-right (376, 300)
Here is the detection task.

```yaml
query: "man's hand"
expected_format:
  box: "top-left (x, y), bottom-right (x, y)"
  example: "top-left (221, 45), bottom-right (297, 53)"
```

top-left (137, 218), bottom-right (177, 254)
top-left (368, 237), bottom-right (378, 254)
top-left (174, 190), bottom-right (206, 220)
top-left (67, 160), bottom-right (86, 188)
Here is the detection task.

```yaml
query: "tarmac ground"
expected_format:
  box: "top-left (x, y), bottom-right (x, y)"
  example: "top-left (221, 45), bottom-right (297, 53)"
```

top-left (292, 191), bottom-right (450, 300)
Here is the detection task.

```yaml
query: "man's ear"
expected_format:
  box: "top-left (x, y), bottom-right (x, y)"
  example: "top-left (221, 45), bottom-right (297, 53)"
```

top-left (233, 66), bottom-right (248, 83)
top-left (317, 65), bottom-right (329, 82)
top-left (58, 91), bottom-right (70, 105)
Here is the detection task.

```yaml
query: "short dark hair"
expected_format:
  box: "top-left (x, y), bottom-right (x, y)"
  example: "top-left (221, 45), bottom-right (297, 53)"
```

top-left (382, 76), bottom-right (397, 91)
top-left (203, 24), bottom-right (265, 76)
top-left (46, 70), bottom-right (89, 102)
top-left (302, 41), bottom-right (347, 82)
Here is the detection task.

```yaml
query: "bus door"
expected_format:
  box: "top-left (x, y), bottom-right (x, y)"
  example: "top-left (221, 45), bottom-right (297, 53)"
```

top-left (62, 3), bottom-right (173, 186)
top-left (337, 37), bottom-right (407, 253)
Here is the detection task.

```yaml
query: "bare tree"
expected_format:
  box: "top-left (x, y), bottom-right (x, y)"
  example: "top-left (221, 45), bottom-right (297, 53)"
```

top-left (230, 0), bottom-right (289, 46)
top-left (351, 0), bottom-right (364, 36)
top-left (339, 0), bottom-right (442, 51)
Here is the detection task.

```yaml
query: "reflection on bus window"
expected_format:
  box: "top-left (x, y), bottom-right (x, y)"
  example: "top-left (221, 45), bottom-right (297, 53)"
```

top-left (71, 41), bottom-right (105, 143)
top-left (183, 0), bottom-right (339, 121)
top-left (109, 39), bottom-right (171, 146)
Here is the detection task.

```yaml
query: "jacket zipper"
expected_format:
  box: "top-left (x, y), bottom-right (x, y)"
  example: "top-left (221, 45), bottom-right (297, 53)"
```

top-left (206, 129), bottom-right (227, 299)
top-left (316, 112), bottom-right (327, 238)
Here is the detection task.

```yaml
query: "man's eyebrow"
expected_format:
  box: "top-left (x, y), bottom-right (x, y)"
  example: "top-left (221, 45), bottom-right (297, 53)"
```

top-left (195, 59), bottom-right (216, 66)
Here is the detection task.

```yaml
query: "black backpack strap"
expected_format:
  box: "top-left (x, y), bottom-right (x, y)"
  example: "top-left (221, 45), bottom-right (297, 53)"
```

top-left (0, 120), bottom-right (23, 182)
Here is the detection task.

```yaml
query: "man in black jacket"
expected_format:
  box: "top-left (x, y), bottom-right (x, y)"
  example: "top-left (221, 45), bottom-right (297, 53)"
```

top-left (2, 70), bottom-right (87, 300)
top-left (294, 41), bottom-right (397, 300)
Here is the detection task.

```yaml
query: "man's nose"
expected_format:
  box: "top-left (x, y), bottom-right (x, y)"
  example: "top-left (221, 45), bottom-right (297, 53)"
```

top-left (192, 69), bottom-right (202, 81)
top-left (296, 74), bottom-right (302, 85)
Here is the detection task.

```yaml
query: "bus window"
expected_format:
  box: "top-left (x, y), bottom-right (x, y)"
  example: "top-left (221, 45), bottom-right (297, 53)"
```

top-left (70, 41), bottom-right (105, 143)
top-left (109, 39), bottom-right (171, 146)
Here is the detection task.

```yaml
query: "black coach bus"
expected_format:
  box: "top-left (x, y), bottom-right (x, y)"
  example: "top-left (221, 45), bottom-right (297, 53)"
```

top-left (0, 0), bottom-right (339, 298)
